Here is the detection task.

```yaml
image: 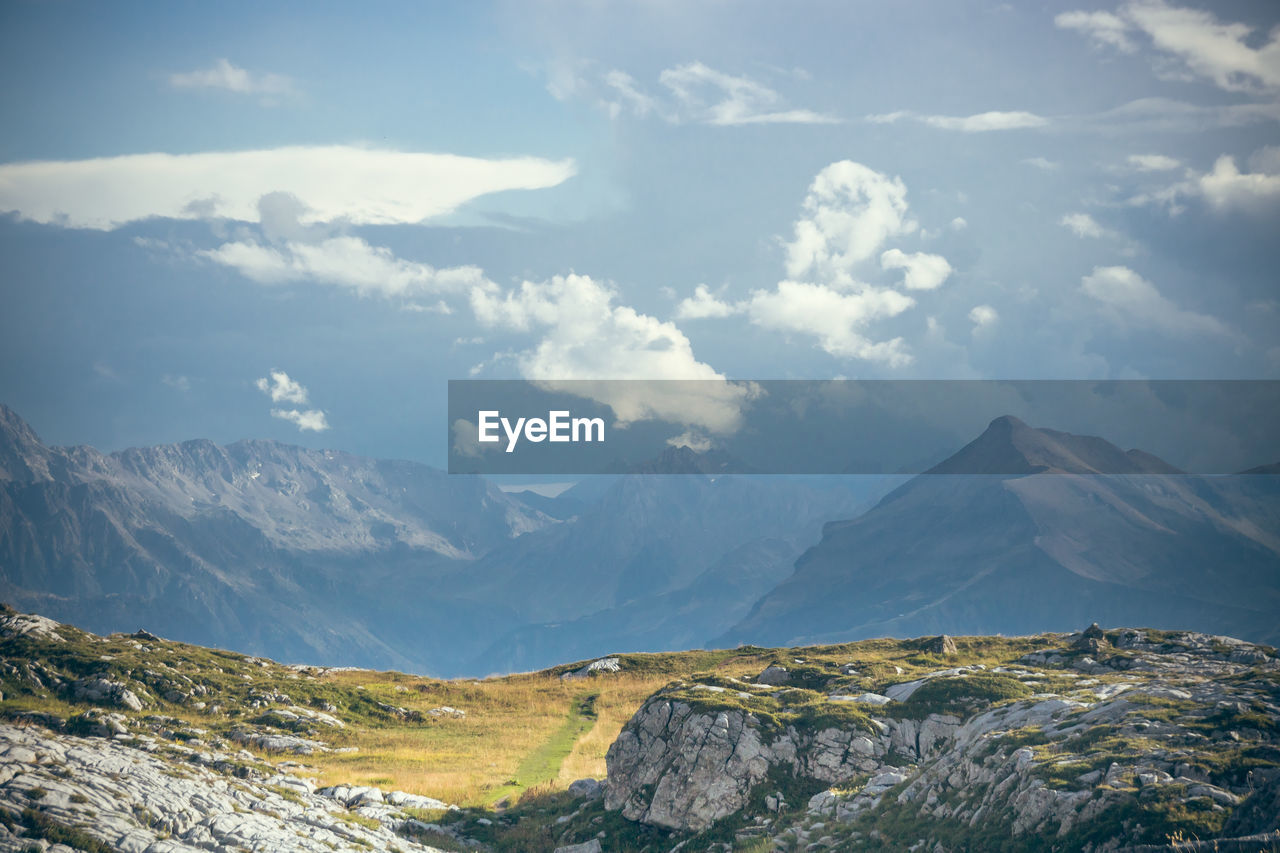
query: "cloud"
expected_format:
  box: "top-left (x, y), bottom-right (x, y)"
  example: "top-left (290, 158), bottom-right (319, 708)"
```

top-left (1128, 149), bottom-right (1280, 214)
top-left (784, 160), bottom-right (916, 283)
top-left (1196, 154), bottom-right (1280, 213)
top-left (470, 273), bottom-right (751, 435)
top-left (1080, 265), bottom-right (1232, 337)
top-left (880, 249), bottom-right (952, 291)
top-left (950, 217), bottom-right (968, 230)
top-left (746, 280), bottom-right (914, 365)
top-left (1057, 1), bottom-right (1280, 94)
top-left (169, 59), bottom-right (295, 98)
top-left (256, 369), bottom-right (310, 404)
top-left (161, 374), bottom-right (191, 392)
top-left (740, 161), bottom-right (954, 365)
top-left (674, 284), bottom-right (739, 319)
top-left (1060, 212), bottom-right (1113, 239)
top-left (202, 234), bottom-right (488, 298)
top-left (657, 61), bottom-right (839, 126)
top-left (271, 408), bottom-right (330, 432)
top-left (256, 369), bottom-right (329, 432)
top-left (0, 146), bottom-right (576, 230)
top-left (868, 110), bottom-right (1048, 132)
top-left (1055, 10), bottom-right (1139, 52)
top-left (1127, 153), bottom-right (1181, 171)
top-left (555, 60), bottom-right (836, 126)
top-left (1087, 97), bottom-right (1280, 133)
top-left (1022, 157), bottom-right (1060, 170)
top-left (969, 304), bottom-right (999, 330)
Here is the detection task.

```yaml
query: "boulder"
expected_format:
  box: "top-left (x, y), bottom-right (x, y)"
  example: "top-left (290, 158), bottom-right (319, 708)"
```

top-left (755, 665), bottom-right (791, 686)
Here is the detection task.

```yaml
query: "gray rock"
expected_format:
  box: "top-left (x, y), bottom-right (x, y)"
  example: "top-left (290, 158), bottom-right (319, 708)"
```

top-left (756, 665), bottom-right (791, 686)
top-left (72, 676), bottom-right (144, 711)
top-left (553, 841), bottom-right (602, 853)
top-left (568, 777), bottom-right (603, 799)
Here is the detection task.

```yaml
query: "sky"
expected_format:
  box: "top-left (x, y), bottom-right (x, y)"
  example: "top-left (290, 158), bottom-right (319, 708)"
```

top-left (0, 0), bottom-right (1277, 465)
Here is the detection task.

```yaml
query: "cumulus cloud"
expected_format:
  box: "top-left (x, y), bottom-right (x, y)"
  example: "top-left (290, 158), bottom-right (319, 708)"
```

top-left (0, 146), bottom-right (576, 230)
top-left (169, 59), bottom-right (295, 98)
top-left (880, 249), bottom-right (952, 291)
top-left (256, 369), bottom-right (329, 432)
top-left (867, 110), bottom-right (1048, 132)
top-left (1196, 154), bottom-right (1280, 213)
top-left (674, 284), bottom-right (740, 319)
top-left (1057, 1), bottom-right (1280, 94)
top-left (1060, 212), bottom-right (1113, 239)
top-left (1080, 265), bottom-right (1232, 337)
top-left (784, 160), bottom-right (916, 283)
top-left (969, 305), bottom-right (999, 330)
top-left (470, 273), bottom-right (753, 436)
top-left (741, 161), bottom-right (954, 366)
top-left (1129, 149), bottom-right (1280, 214)
top-left (1127, 153), bottom-right (1182, 171)
top-left (746, 280), bottom-right (914, 365)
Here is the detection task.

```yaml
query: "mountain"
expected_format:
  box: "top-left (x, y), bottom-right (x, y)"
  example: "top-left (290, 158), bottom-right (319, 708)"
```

top-left (720, 415), bottom-right (1280, 648)
top-left (0, 403), bottom-right (556, 671)
top-left (0, 404), bottom-right (871, 675)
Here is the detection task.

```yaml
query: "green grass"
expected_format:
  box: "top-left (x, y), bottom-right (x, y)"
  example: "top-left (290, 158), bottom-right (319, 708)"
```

top-left (484, 691), bottom-right (600, 806)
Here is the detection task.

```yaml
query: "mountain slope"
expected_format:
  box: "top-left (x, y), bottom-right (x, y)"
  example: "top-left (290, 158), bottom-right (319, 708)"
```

top-left (721, 416), bottom-right (1280, 648)
top-left (0, 404), bottom-right (550, 671)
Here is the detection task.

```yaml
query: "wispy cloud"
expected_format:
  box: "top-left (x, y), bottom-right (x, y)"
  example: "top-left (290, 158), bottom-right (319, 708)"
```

top-left (1080, 265), bottom-right (1232, 338)
top-left (1057, 1), bottom-right (1280, 94)
top-left (867, 110), bottom-right (1048, 132)
top-left (169, 59), bottom-right (296, 100)
top-left (1127, 153), bottom-right (1182, 171)
top-left (550, 60), bottom-right (838, 126)
top-left (1060, 212), bottom-right (1114, 239)
top-left (0, 147), bottom-right (576, 230)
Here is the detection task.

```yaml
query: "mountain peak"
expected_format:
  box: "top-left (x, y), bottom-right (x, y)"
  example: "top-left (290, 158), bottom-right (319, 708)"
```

top-left (925, 414), bottom-right (1180, 476)
top-left (0, 403), bottom-right (55, 482)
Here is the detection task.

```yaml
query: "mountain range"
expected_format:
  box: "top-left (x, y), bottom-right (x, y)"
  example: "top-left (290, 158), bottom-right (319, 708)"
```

top-left (2, 404), bottom-right (1277, 673)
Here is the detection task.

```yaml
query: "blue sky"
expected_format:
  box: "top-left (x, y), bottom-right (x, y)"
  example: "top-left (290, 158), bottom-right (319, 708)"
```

top-left (1, 0), bottom-right (1277, 463)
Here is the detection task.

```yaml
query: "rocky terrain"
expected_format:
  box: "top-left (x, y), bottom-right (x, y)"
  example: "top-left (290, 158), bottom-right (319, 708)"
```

top-left (2, 605), bottom-right (1279, 851)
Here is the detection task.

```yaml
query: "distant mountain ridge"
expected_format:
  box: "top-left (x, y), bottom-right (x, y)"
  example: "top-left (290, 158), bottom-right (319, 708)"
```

top-left (721, 416), bottom-right (1280, 648)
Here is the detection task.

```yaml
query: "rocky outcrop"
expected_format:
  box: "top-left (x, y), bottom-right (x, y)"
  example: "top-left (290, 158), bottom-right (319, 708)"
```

top-left (0, 723), bottom-right (452, 853)
top-left (606, 628), bottom-right (1280, 850)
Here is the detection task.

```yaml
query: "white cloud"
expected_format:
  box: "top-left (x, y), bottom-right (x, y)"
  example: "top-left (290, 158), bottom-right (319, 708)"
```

top-left (560, 61), bottom-right (836, 126)
top-left (1058, 1), bottom-right (1280, 94)
top-left (784, 160), bottom-right (916, 283)
top-left (1127, 153), bottom-right (1182, 171)
top-left (1128, 149), bottom-right (1280, 214)
top-left (601, 70), bottom-right (658, 119)
top-left (161, 374), bottom-right (191, 392)
top-left (746, 280), bottom-right (914, 365)
top-left (950, 217), bottom-right (968, 230)
top-left (665, 430), bottom-right (714, 452)
top-left (1088, 97), bottom-right (1280, 133)
top-left (202, 235), bottom-right (488, 298)
top-left (0, 146), bottom-right (576, 230)
top-left (1060, 212), bottom-right (1113, 239)
top-left (1022, 157), bottom-right (1060, 170)
top-left (658, 61), bottom-right (838, 125)
top-left (969, 304), bottom-right (999, 330)
top-left (169, 59), bottom-right (295, 98)
top-left (256, 370), bottom-right (310, 404)
top-left (880, 249), bottom-right (952, 291)
top-left (674, 284), bottom-right (740, 319)
top-left (1196, 154), bottom-right (1280, 213)
top-left (271, 408), bottom-right (330, 432)
top-left (470, 273), bottom-right (752, 435)
top-left (868, 110), bottom-right (1048, 132)
top-left (744, 160), bottom-right (953, 365)
top-left (1080, 265), bottom-right (1232, 337)
top-left (1055, 10), bottom-right (1138, 52)
top-left (256, 370), bottom-right (328, 432)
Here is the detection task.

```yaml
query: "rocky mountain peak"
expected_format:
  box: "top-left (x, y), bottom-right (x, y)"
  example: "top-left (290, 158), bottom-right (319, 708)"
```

top-left (924, 413), bottom-right (1182, 476)
top-left (0, 403), bottom-right (55, 483)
